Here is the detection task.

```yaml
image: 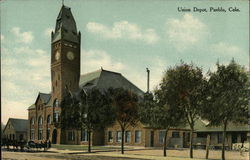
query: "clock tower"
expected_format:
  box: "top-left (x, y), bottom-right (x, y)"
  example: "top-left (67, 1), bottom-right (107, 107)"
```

top-left (51, 5), bottom-right (81, 103)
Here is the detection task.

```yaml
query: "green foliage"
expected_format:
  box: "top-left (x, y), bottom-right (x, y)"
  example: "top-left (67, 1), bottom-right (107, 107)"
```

top-left (203, 60), bottom-right (249, 160)
top-left (61, 91), bottom-right (80, 129)
top-left (157, 62), bottom-right (207, 158)
top-left (159, 62), bottom-right (207, 128)
top-left (79, 89), bottom-right (116, 131)
top-left (61, 89), bottom-right (116, 131)
top-left (203, 60), bottom-right (249, 125)
top-left (139, 92), bottom-right (184, 129)
top-left (109, 87), bottom-right (139, 154)
top-left (109, 88), bottom-right (139, 129)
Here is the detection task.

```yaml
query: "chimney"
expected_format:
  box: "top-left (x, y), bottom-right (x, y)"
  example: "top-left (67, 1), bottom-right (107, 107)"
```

top-left (146, 68), bottom-right (150, 93)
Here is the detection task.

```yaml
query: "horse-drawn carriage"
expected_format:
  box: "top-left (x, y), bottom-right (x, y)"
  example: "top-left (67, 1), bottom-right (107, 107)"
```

top-left (1, 138), bottom-right (51, 152)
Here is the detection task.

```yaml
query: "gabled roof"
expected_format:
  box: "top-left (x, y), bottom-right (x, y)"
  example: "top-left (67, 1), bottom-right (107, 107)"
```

top-left (28, 93), bottom-right (51, 110)
top-left (27, 104), bottom-right (35, 110)
top-left (4, 118), bottom-right (28, 132)
top-left (39, 93), bottom-right (51, 104)
top-left (79, 69), bottom-right (144, 97)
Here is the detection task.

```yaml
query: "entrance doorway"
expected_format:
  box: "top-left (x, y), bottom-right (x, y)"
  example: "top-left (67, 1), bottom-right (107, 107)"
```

top-left (183, 132), bottom-right (190, 148)
top-left (150, 131), bottom-right (154, 147)
top-left (52, 129), bottom-right (57, 144)
top-left (19, 134), bottom-right (23, 141)
top-left (232, 133), bottom-right (237, 143)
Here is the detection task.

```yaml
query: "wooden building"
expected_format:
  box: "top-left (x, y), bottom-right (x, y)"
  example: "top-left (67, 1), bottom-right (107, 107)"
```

top-left (3, 118), bottom-right (28, 141)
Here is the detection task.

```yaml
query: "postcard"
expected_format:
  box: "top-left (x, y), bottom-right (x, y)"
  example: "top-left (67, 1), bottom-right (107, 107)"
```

top-left (1, 0), bottom-right (249, 160)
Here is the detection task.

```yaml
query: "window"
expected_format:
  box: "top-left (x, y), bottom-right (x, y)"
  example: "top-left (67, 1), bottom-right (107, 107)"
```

top-left (232, 133), bottom-right (237, 143)
top-left (38, 116), bottom-right (43, 125)
top-left (125, 131), bottom-right (131, 143)
top-left (158, 130), bottom-right (166, 144)
top-left (217, 133), bottom-right (222, 144)
top-left (68, 131), bottom-right (75, 141)
top-left (31, 129), bottom-right (35, 140)
top-left (81, 129), bottom-right (88, 142)
top-left (53, 99), bottom-right (59, 108)
top-left (197, 132), bottom-right (207, 138)
top-left (116, 131), bottom-right (122, 143)
top-left (172, 132), bottom-right (180, 138)
top-left (108, 131), bottom-right (113, 142)
top-left (47, 115), bottom-right (51, 124)
top-left (54, 112), bottom-right (59, 122)
top-left (38, 128), bottom-right (43, 140)
top-left (135, 130), bottom-right (141, 143)
top-left (30, 118), bottom-right (35, 125)
top-left (12, 134), bottom-right (15, 140)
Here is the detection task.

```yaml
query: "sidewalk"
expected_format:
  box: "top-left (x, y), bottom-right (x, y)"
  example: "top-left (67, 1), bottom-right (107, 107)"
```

top-left (2, 147), bottom-right (249, 160)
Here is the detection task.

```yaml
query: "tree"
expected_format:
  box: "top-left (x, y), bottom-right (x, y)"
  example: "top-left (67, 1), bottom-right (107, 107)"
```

top-left (139, 92), bottom-right (184, 157)
top-left (109, 88), bottom-right (139, 154)
top-left (61, 88), bottom-right (116, 153)
top-left (203, 60), bottom-right (249, 160)
top-left (160, 62), bottom-right (207, 158)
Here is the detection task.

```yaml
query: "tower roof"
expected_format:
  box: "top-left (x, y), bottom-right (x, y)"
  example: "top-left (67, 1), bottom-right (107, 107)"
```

top-left (52, 5), bottom-right (80, 44)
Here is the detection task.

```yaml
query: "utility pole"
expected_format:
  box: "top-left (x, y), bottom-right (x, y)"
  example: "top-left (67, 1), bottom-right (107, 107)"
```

top-left (146, 68), bottom-right (150, 93)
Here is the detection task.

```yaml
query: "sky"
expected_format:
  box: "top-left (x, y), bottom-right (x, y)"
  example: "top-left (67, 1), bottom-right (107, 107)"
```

top-left (1, 0), bottom-right (249, 124)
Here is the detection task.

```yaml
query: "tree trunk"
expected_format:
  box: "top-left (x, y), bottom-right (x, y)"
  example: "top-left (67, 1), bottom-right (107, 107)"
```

top-left (121, 128), bottom-right (125, 154)
top-left (222, 122), bottom-right (227, 160)
top-left (88, 130), bottom-right (91, 153)
top-left (163, 128), bottom-right (169, 157)
top-left (205, 134), bottom-right (210, 159)
top-left (189, 126), bottom-right (194, 158)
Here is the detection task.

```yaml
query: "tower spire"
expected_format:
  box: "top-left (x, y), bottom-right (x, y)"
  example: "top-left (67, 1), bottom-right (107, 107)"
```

top-left (62, 0), bottom-right (64, 6)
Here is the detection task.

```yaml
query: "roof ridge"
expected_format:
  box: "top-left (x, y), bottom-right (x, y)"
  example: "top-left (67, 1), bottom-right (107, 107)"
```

top-left (120, 74), bottom-right (144, 93)
top-left (39, 92), bottom-right (51, 95)
top-left (9, 118), bottom-right (28, 120)
top-left (95, 70), bottom-right (105, 88)
top-left (81, 69), bottom-right (102, 77)
top-left (102, 69), bottom-right (122, 75)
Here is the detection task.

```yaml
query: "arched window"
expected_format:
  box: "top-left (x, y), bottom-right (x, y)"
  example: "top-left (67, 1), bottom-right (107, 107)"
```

top-left (47, 115), bottom-right (51, 124)
top-left (30, 117), bottom-right (35, 125)
top-left (53, 99), bottom-right (59, 108)
top-left (38, 116), bottom-right (43, 125)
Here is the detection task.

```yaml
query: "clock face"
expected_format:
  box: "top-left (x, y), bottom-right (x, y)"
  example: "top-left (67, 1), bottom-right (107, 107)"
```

top-left (67, 51), bottom-right (75, 60)
top-left (55, 51), bottom-right (60, 60)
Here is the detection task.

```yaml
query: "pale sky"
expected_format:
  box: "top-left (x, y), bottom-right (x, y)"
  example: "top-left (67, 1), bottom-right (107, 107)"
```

top-left (1, 0), bottom-right (249, 124)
